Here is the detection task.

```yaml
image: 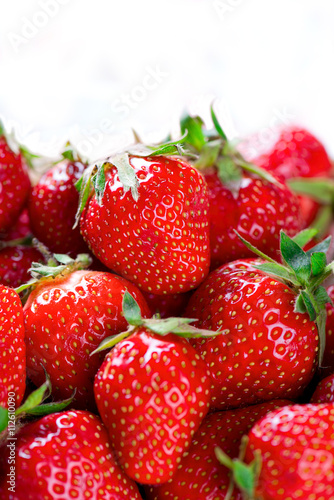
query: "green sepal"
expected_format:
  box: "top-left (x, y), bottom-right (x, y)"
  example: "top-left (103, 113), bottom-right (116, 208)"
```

top-left (19, 145), bottom-right (40, 170)
top-left (0, 120), bottom-right (4, 137)
top-left (296, 291), bottom-right (316, 321)
top-left (211, 105), bottom-right (228, 141)
top-left (141, 317), bottom-right (219, 338)
top-left (90, 327), bottom-right (136, 355)
top-left (295, 293), bottom-right (307, 314)
top-left (292, 228), bottom-right (318, 248)
top-left (234, 231), bottom-right (277, 263)
top-left (216, 156), bottom-right (242, 185)
top-left (15, 378), bottom-right (51, 417)
top-left (61, 142), bottom-right (77, 162)
top-left (194, 141), bottom-right (220, 169)
top-left (288, 177), bottom-right (334, 204)
top-left (92, 164), bottom-right (106, 206)
top-left (180, 113), bottom-right (206, 151)
top-left (317, 308), bottom-right (328, 367)
top-left (122, 291), bottom-right (143, 326)
top-left (27, 391), bottom-right (76, 416)
top-left (111, 153), bottom-right (139, 201)
top-left (311, 252), bottom-right (327, 276)
top-left (306, 236), bottom-right (332, 256)
top-left (254, 262), bottom-right (299, 286)
top-left (0, 407), bottom-right (9, 433)
top-left (73, 164), bottom-right (95, 227)
top-left (280, 231), bottom-right (311, 284)
top-left (314, 286), bottom-right (332, 307)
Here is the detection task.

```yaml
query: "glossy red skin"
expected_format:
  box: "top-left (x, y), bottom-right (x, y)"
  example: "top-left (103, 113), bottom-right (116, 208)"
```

top-left (146, 399), bottom-right (291, 500)
top-left (245, 403), bottom-right (334, 500)
top-left (80, 155), bottom-right (211, 295)
top-left (322, 285), bottom-right (334, 377)
top-left (253, 127), bottom-right (332, 228)
top-left (1, 208), bottom-right (31, 240)
top-left (24, 270), bottom-right (150, 410)
top-left (0, 246), bottom-right (43, 288)
top-left (204, 170), bottom-right (302, 269)
top-left (28, 159), bottom-right (88, 256)
top-left (0, 136), bottom-right (31, 234)
top-left (185, 259), bottom-right (318, 410)
top-left (0, 410), bottom-right (142, 499)
top-left (94, 328), bottom-right (211, 485)
top-left (310, 374), bottom-right (334, 404)
top-left (142, 290), bottom-right (192, 318)
top-left (0, 285), bottom-right (26, 408)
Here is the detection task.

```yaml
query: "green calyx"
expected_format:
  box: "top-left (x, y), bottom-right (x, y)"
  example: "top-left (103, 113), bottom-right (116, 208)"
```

top-left (180, 106), bottom-right (279, 191)
top-left (0, 372), bottom-right (75, 435)
top-left (15, 252), bottom-right (92, 295)
top-left (236, 228), bottom-right (334, 367)
top-left (91, 291), bottom-right (219, 355)
top-left (0, 119), bottom-right (39, 168)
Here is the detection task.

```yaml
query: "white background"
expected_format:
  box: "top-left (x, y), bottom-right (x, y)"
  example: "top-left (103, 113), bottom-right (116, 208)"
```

top-left (1, 0), bottom-right (334, 161)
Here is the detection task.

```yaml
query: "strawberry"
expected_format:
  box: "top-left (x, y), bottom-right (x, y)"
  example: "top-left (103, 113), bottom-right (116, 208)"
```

top-left (0, 122), bottom-right (31, 234)
top-left (77, 141), bottom-right (211, 294)
top-left (310, 373), bottom-right (334, 403)
top-left (22, 254), bottom-right (151, 410)
top-left (0, 244), bottom-right (43, 288)
top-left (0, 410), bottom-right (142, 499)
top-left (142, 290), bottom-right (192, 318)
top-left (231, 403), bottom-right (334, 500)
top-left (28, 146), bottom-right (88, 256)
top-left (185, 230), bottom-right (333, 410)
top-left (180, 109), bottom-right (302, 269)
top-left (94, 292), bottom-right (214, 485)
top-left (0, 208), bottom-right (30, 240)
top-left (322, 284), bottom-right (334, 377)
top-left (0, 285), bottom-right (26, 409)
top-left (146, 400), bottom-right (291, 500)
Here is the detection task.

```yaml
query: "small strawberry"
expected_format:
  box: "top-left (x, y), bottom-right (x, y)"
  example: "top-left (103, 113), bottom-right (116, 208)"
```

top-left (21, 254), bottom-right (151, 410)
top-left (0, 208), bottom-right (31, 240)
top-left (180, 109), bottom-right (302, 269)
top-left (94, 292), bottom-right (215, 485)
top-left (185, 230), bottom-right (333, 410)
top-left (223, 403), bottom-right (334, 500)
top-left (146, 400), bottom-right (291, 500)
top-left (0, 122), bottom-right (31, 234)
top-left (0, 285), bottom-right (26, 409)
top-left (0, 243), bottom-right (43, 288)
top-left (28, 145), bottom-right (88, 256)
top-left (0, 410), bottom-right (142, 499)
top-left (310, 373), bottom-right (334, 403)
top-left (77, 140), bottom-right (211, 294)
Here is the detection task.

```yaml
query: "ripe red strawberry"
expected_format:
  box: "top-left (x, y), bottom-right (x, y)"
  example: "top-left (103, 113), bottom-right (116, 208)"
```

top-left (146, 399), bottom-right (291, 500)
top-left (0, 410), bottom-right (142, 499)
top-left (0, 208), bottom-right (30, 240)
top-left (142, 290), bottom-right (192, 318)
top-left (23, 255), bottom-right (151, 410)
top-left (322, 284), bottom-right (334, 377)
top-left (0, 244), bottom-right (43, 288)
top-left (185, 231), bottom-right (333, 410)
top-left (180, 110), bottom-right (302, 269)
top-left (0, 124), bottom-right (31, 234)
top-left (28, 147), bottom-right (88, 256)
top-left (241, 403), bottom-right (334, 500)
top-left (78, 146), bottom-right (211, 294)
top-left (94, 292), bottom-right (213, 485)
top-left (310, 373), bottom-right (334, 403)
top-left (0, 285), bottom-right (26, 409)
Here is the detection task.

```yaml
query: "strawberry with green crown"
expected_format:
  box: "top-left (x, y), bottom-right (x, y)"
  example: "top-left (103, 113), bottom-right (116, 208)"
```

top-left (180, 108), bottom-right (303, 269)
top-left (76, 138), bottom-right (211, 295)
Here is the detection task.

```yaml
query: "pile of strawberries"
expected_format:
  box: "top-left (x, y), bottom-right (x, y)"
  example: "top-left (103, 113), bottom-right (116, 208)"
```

top-left (0, 110), bottom-right (334, 500)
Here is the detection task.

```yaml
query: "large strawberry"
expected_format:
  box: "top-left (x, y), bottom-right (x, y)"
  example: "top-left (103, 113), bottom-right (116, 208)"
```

top-left (77, 141), bottom-right (211, 294)
top-left (0, 410), bottom-right (142, 499)
top-left (21, 254), bottom-right (151, 410)
top-left (185, 230), bottom-right (333, 410)
top-left (0, 285), bottom-right (25, 409)
top-left (180, 109), bottom-right (302, 269)
top-left (28, 145), bottom-right (88, 256)
top-left (0, 122), bottom-right (31, 234)
top-left (146, 400), bottom-right (291, 500)
top-left (94, 291), bottom-right (215, 485)
top-left (221, 403), bottom-right (334, 500)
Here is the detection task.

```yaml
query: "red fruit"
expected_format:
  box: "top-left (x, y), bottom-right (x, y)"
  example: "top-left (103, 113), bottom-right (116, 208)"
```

top-left (142, 290), bottom-right (192, 318)
top-left (310, 374), bottom-right (334, 404)
top-left (0, 410), bottom-right (142, 499)
top-left (0, 133), bottom-right (31, 234)
top-left (0, 208), bottom-right (31, 240)
top-left (185, 259), bottom-right (318, 410)
top-left (244, 403), bottom-right (334, 499)
top-left (80, 154), bottom-right (211, 294)
top-left (24, 269), bottom-right (151, 409)
top-left (146, 400), bottom-right (291, 500)
top-left (0, 245), bottom-right (43, 288)
top-left (205, 169), bottom-right (302, 268)
top-left (0, 285), bottom-right (26, 408)
top-left (323, 284), bottom-right (334, 377)
top-left (94, 327), bottom-right (212, 485)
top-left (28, 157), bottom-right (88, 255)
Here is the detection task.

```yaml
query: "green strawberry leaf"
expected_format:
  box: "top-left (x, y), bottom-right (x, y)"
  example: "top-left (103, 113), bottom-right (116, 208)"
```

top-left (295, 293), bottom-right (307, 314)
top-left (73, 165), bottom-right (95, 228)
top-left (233, 461), bottom-right (256, 496)
top-left (92, 164), bottom-right (106, 206)
top-left (292, 228), bottom-right (318, 248)
top-left (61, 142), bottom-right (77, 162)
top-left (233, 156), bottom-right (280, 186)
top-left (210, 105), bottom-right (227, 141)
top-left (194, 141), bottom-right (220, 169)
top-left (314, 286), bottom-right (332, 307)
top-left (0, 407), bottom-right (9, 433)
top-left (142, 317), bottom-right (218, 338)
top-left (15, 379), bottom-right (51, 417)
top-left (122, 291), bottom-right (143, 326)
top-left (280, 231), bottom-right (311, 284)
top-left (90, 327), bottom-right (136, 355)
top-left (111, 153), bottom-right (140, 202)
top-left (296, 291), bottom-right (316, 321)
top-left (19, 145), bottom-right (40, 170)
top-left (253, 262), bottom-right (299, 286)
top-left (288, 178), bottom-right (334, 204)
top-left (180, 113), bottom-right (206, 151)
top-left (27, 391), bottom-right (76, 416)
top-left (216, 156), bottom-right (242, 184)
top-left (311, 252), bottom-right (327, 276)
top-left (234, 231), bottom-right (277, 263)
top-left (317, 308), bottom-right (328, 367)
top-left (52, 254), bottom-right (74, 265)
top-left (306, 236), bottom-right (331, 256)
